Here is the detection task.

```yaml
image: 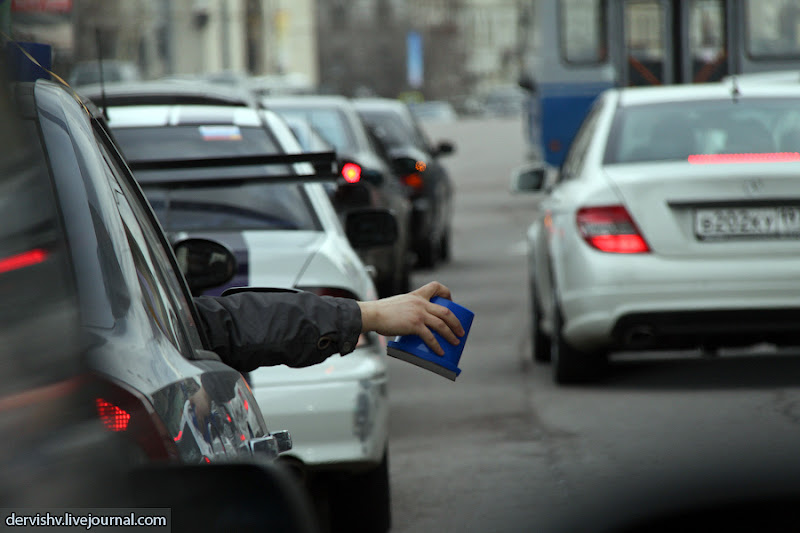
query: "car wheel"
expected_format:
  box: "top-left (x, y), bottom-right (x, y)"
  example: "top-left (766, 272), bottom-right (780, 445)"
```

top-left (439, 226), bottom-right (451, 262)
top-left (328, 450), bottom-right (392, 533)
top-left (551, 289), bottom-right (606, 384)
top-left (415, 236), bottom-right (439, 269)
top-left (530, 278), bottom-right (551, 363)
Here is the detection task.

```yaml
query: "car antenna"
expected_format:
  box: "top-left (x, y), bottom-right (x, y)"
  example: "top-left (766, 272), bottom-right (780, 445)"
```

top-left (95, 28), bottom-right (109, 120)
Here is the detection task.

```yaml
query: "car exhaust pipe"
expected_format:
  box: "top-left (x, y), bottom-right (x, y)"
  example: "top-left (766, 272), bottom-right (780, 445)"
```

top-left (624, 325), bottom-right (656, 348)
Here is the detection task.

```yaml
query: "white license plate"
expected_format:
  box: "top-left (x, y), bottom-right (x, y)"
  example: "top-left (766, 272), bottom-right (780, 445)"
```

top-left (694, 207), bottom-right (800, 239)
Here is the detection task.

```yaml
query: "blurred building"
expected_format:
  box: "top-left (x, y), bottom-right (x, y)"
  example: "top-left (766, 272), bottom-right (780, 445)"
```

top-left (67, 0), bottom-right (318, 85)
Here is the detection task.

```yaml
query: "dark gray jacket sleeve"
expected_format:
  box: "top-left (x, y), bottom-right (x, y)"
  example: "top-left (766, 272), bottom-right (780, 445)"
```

top-left (193, 291), bottom-right (362, 372)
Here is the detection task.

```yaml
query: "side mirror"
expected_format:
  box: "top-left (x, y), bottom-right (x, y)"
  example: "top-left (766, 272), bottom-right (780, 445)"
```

top-left (435, 141), bottom-right (455, 156)
top-left (518, 74), bottom-right (537, 93)
top-left (172, 238), bottom-right (236, 294)
top-left (129, 462), bottom-right (320, 533)
top-left (390, 155), bottom-right (419, 176)
top-left (510, 163), bottom-right (547, 194)
top-left (362, 169), bottom-right (384, 186)
top-left (345, 208), bottom-right (399, 249)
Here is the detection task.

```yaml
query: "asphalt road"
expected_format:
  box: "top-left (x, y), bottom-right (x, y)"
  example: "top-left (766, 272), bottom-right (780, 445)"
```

top-left (386, 116), bottom-right (800, 533)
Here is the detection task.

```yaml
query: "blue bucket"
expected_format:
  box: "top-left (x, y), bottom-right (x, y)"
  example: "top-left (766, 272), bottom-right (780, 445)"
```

top-left (386, 296), bottom-right (475, 381)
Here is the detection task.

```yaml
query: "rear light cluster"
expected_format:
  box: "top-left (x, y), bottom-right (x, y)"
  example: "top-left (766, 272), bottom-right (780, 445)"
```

top-left (0, 248), bottom-right (48, 274)
top-left (401, 160), bottom-right (427, 195)
top-left (299, 286), bottom-right (371, 348)
top-left (341, 162), bottom-right (362, 183)
top-left (95, 378), bottom-right (179, 461)
top-left (576, 205), bottom-right (650, 254)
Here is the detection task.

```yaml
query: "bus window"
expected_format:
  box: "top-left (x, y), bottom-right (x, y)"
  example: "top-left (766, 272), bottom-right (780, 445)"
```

top-left (559, 0), bottom-right (608, 64)
top-left (746, 0), bottom-right (800, 58)
top-left (625, 0), bottom-right (667, 85)
top-left (688, 0), bottom-right (727, 82)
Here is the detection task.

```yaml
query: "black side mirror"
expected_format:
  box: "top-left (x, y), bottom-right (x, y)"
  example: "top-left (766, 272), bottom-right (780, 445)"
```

top-left (172, 238), bottom-right (236, 294)
top-left (390, 155), bottom-right (419, 175)
top-left (510, 163), bottom-right (547, 193)
top-left (518, 74), bottom-right (537, 93)
top-left (361, 169), bottom-right (384, 186)
top-left (345, 208), bottom-right (398, 249)
top-left (435, 141), bottom-right (455, 156)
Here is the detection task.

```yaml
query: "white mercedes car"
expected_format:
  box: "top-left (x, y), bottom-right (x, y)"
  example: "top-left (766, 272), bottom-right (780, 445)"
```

top-left (512, 80), bottom-right (800, 384)
top-left (82, 81), bottom-right (393, 532)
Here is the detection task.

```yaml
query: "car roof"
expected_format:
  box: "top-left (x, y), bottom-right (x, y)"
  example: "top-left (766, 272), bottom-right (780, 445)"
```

top-left (351, 97), bottom-right (408, 112)
top-left (76, 79), bottom-right (255, 108)
top-left (261, 94), bottom-right (352, 109)
top-left (613, 80), bottom-right (800, 107)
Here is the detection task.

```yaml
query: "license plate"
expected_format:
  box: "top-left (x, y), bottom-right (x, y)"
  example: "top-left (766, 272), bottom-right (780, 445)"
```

top-left (694, 207), bottom-right (800, 239)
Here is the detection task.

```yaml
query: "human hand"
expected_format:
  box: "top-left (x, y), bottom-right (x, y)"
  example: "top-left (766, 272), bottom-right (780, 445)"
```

top-left (357, 281), bottom-right (466, 356)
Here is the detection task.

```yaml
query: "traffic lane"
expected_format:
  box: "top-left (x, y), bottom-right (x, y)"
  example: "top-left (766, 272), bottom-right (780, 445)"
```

top-left (386, 117), bottom-right (800, 532)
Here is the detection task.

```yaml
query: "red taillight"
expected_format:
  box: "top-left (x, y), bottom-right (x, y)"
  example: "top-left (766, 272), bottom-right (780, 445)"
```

top-left (689, 152), bottom-right (800, 165)
top-left (341, 162), bottom-right (362, 183)
top-left (95, 378), bottom-right (179, 461)
top-left (96, 398), bottom-right (131, 432)
top-left (0, 248), bottom-right (48, 274)
top-left (576, 206), bottom-right (650, 254)
top-left (402, 172), bottom-right (424, 192)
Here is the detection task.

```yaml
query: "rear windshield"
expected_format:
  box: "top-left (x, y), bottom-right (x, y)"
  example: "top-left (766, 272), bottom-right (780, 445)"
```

top-left (604, 99), bottom-right (800, 164)
top-left (143, 183), bottom-right (320, 232)
top-left (112, 126), bottom-right (319, 232)
top-left (358, 110), bottom-right (416, 149)
top-left (269, 107), bottom-right (356, 153)
top-left (112, 125), bottom-right (280, 161)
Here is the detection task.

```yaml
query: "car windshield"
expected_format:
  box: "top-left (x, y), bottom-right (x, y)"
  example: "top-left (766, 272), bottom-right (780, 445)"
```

top-left (143, 183), bottom-right (319, 232)
top-left (605, 99), bottom-right (800, 164)
top-left (268, 107), bottom-right (356, 153)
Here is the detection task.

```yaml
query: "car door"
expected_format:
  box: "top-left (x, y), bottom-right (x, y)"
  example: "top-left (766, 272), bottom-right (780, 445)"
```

top-left (93, 123), bottom-right (273, 463)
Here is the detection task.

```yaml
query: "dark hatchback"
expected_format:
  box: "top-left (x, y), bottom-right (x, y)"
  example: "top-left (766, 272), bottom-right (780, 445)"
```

top-left (261, 95), bottom-right (413, 296)
top-left (353, 97), bottom-right (456, 268)
top-left (0, 78), bottom-right (314, 523)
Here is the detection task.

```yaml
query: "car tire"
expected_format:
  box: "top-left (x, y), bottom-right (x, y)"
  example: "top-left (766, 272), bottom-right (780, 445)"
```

top-left (415, 236), bottom-right (439, 269)
top-left (328, 450), bottom-right (392, 533)
top-left (530, 278), bottom-right (551, 363)
top-left (551, 289), bottom-right (606, 384)
top-left (439, 226), bottom-right (451, 262)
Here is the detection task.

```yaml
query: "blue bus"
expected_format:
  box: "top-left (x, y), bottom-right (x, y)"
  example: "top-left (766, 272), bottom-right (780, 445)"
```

top-left (519, 0), bottom-right (800, 166)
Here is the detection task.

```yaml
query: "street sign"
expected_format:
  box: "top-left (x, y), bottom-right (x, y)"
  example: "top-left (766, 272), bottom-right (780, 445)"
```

top-left (406, 30), bottom-right (424, 90)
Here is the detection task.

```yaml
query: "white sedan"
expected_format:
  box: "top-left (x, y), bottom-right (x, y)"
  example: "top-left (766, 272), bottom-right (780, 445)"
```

top-left (513, 81), bottom-right (800, 384)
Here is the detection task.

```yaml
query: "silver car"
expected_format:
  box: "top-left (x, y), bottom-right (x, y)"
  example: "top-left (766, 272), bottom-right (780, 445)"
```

top-left (513, 81), bottom-right (800, 384)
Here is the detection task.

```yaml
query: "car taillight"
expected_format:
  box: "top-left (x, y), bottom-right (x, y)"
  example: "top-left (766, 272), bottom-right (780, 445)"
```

top-left (95, 377), bottom-right (179, 461)
top-left (341, 162), bottom-right (362, 183)
top-left (576, 205), bottom-right (650, 254)
top-left (402, 172), bottom-right (424, 193)
top-left (0, 248), bottom-right (48, 274)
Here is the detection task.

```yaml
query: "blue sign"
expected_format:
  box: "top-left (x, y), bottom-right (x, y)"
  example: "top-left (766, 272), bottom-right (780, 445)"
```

top-left (406, 31), bottom-right (423, 89)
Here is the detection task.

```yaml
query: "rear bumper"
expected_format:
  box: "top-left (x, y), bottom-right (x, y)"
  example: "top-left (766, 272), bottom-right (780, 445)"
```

top-left (249, 347), bottom-right (389, 469)
top-left (557, 251), bottom-right (800, 352)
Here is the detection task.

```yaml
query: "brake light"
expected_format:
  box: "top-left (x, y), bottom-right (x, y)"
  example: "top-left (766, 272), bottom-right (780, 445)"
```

top-left (341, 162), bottom-right (362, 183)
top-left (402, 172), bottom-right (424, 192)
top-left (96, 399), bottom-right (131, 432)
top-left (689, 152), bottom-right (800, 164)
top-left (0, 248), bottom-right (48, 274)
top-left (576, 206), bottom-right (650, 253)
top-left (95, 377), bottom-right (179, 461)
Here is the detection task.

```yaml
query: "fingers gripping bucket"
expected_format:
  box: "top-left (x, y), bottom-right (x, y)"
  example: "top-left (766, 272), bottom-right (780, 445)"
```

top-left (386, 297), bottom-right (474, 381)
